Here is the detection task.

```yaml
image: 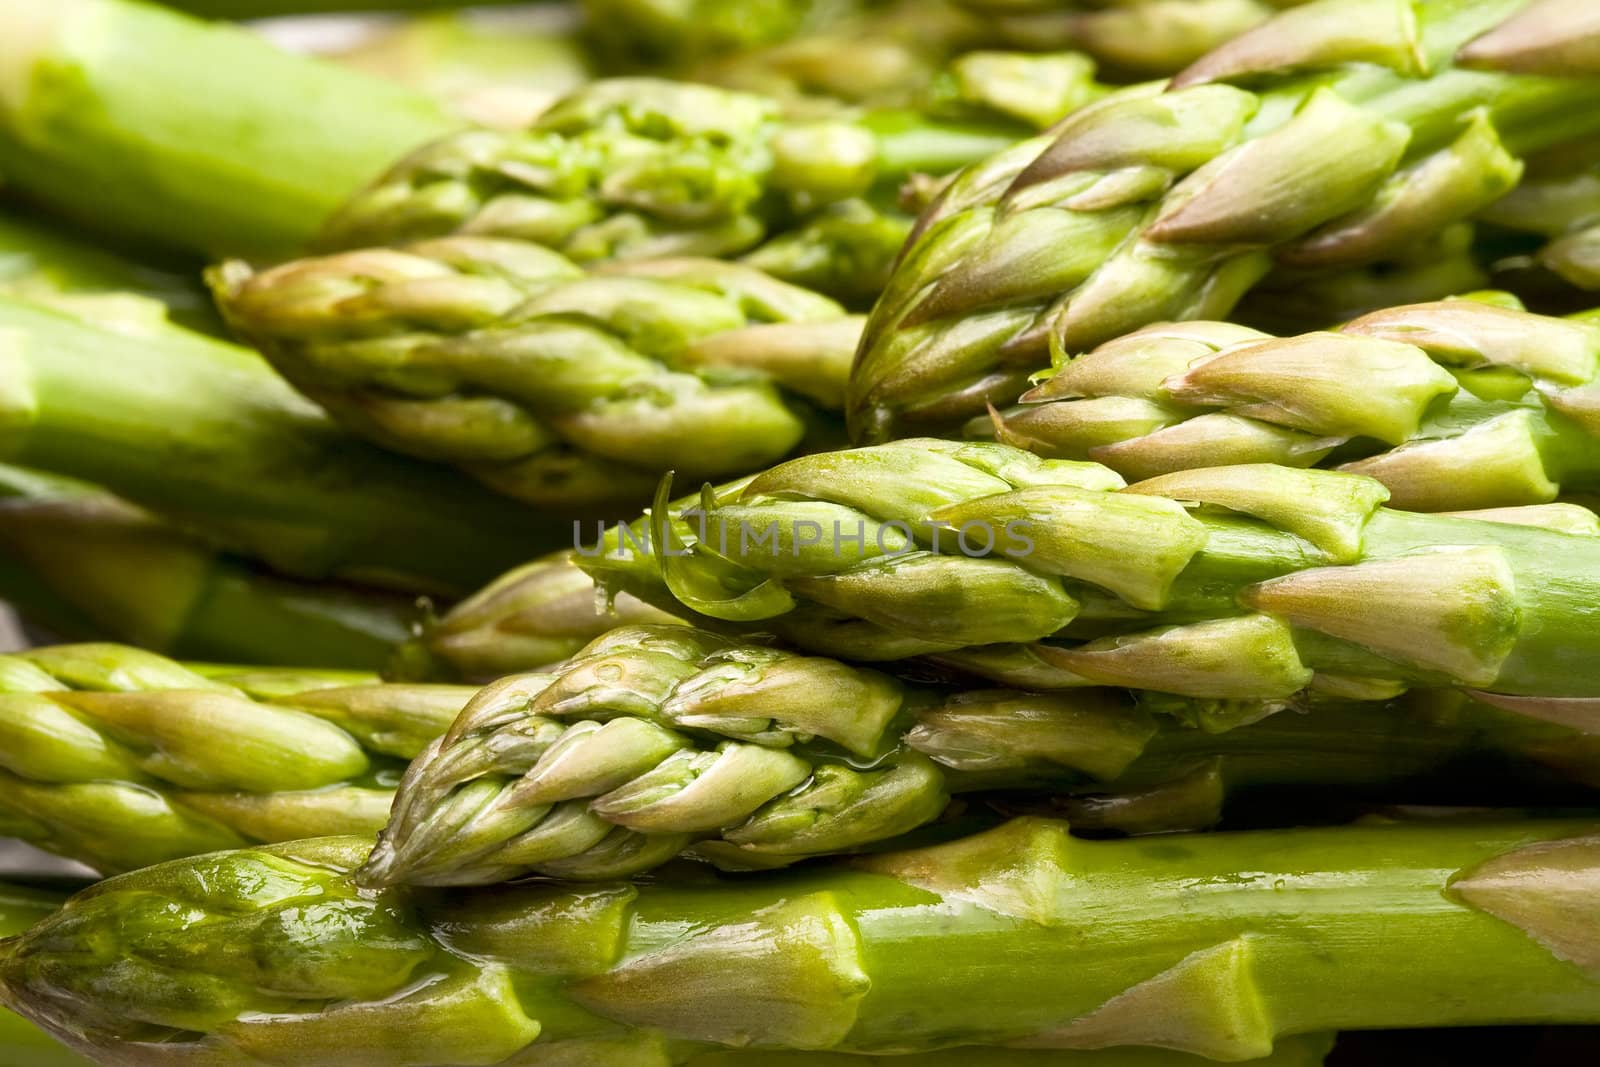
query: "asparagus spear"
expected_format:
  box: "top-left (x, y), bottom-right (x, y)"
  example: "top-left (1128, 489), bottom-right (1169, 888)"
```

top-left (0, 465), bottom-right (414, 669)
top-left (0, 643), bottom-right (477, 874)
top-left (6, 632), bottom-right (1590, 879)
top-left (318, 74), bottom-right (1073, 302)
top-left (211, 240), bottom-right (857, 506)
top-left (390, 549), bottom-right (681, 682)
top-left (0, 295), bottom-right (564, 595)
top-left (364, 623), bottom-right (1600, 885)
top-left (575, 438), bottom-right (1600, 696)
top-left (849, 0), bottom-right (1600, 441)
top-left (5, 822), bottom-right (1594, 1062)
top-left (980, 295), bottom-right (1600, 511)
top-left (0, 0), bottom-right (458, 259)
top-left (165, 0), bottom-right (530, 15)
top-left (0, 883), bottom-right (93, 1067)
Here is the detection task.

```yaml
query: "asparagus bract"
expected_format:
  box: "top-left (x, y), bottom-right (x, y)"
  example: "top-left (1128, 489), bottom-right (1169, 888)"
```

top-left (0, 466), bottom-right (413, 669)
top-left (6, 823), bottom-right (1597, 1062)
top-left (984, 295), bottom-right (1600, 511)
top-left (365, 623), bottom-right (1600, 885)
top-left (0, 296), bottom-right (563, 594)
top-left (578, 439), bottom-right (1600, 697)
top-left (212, 240), bottom-right (856, 506)
top-left (0, 643), bottom-right (478, 874)
top-left (850, 0), bottom-right (1600, 440)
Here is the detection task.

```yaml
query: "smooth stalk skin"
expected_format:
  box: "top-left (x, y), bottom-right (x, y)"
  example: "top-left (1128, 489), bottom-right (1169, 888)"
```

top-left (576, 438), bottom-right (1600, 698)
top-left (318, 73), bottom-right (1082, 303)
top-left (0, 465), bottom-right (413, 670)
top-left (0, 296), bottom-right (566, 595)
top-left (981, 295), bottom-right (1600, 511)
top-left (0, 212), bottom-right (217, 334)
top-left (0, 0), bottom-right (457, 260)
top-left (389, 550), bottom-right (683, 683)
top-left (364, 622), bottom-right (1600, 886)
top-left (212, 240), bottom-right (856, 508)
top-left (6, 822), bottom-right (1599, 1063)
top-left (0, 642), bottom-right (482, 875)
top-left (848, 0), bottom-right (1600, 442)
top-left (0, 883), bottom-right (93, 1067)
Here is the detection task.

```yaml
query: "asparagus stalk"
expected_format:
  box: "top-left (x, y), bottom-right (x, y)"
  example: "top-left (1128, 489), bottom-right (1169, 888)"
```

top-left (365, 622), bottom-right (1600, 885)
top-left (575, 438), bottom-right (1600, 697)
top-left (211, 240), bottom-right (858, 506)
top-left (0, 883), bottom-right (92, 1067)
top-left (849, 0), bottom-right (1600, 441)
top-left (0, 0), bottom-right (457, 259)
top-left (5, 822), bottom-right (1596, 1062)
top-left (980, 294), bottom-right (1600, 511)
top-left (0, 213), bottom-right (216, 333)
top-left (0, 295), bottom-right (564, 594)
top-left (0, 465), bottom-right (414, 669)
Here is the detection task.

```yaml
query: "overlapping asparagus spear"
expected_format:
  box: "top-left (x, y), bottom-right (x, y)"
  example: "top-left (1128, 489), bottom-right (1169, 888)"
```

top-left (7, 822), bottom-right (1597, 1062)
top-left (366, 623), bottom-right (1600, 885)
top-left (212, 240), bottom-right (858, 505)
top-left (574, 439), bottom-right (1600, 697)
top-left (983, 295), bottom-right (1600, 511)
top-left (318, 72), bottom-right (1079, 302)
top-left (0, 295), bottom-right (563, 594)
top-left (0, 643), bottom-right (474, 874)
top-left (0, 466), bottom-right (413, 669)
top-left (9, 633), bottom-right (1593, 879)
top-left (850, 0), bottom-right (1600, 440)
top-left (392, 550), bottom-right (681, 681)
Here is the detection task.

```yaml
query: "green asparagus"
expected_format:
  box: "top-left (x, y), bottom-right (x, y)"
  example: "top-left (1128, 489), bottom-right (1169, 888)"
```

top-left (390, 550), bottom-right (681, 682)
top-left (7, 632), bottom-right (1590, 880)
top-left (0, 883), bottom-right (93, 1067)
top-left (0, 642), bottom-right (475, 873)
top-left (164, 0), bottom-right (529, 15)
top-left (211, 240), bottom-right (857, 506)
top-left (0, 213), bottom-right (215, 333)
top-left (0, 295), bottom-right (564, 594)
top-left (575, 438), bottom-right (1600, 696)
top-left (365, 622), bottom-right (1600, 885)
top-left (319, 74), bottom-right (1080, 302)
top-left (0, 466), bottom-right (414, 669)
top-left (980, 295), bottom-right (1600, 511)
top-left (5, 822), bottom-right (1596, 1061)
top-left (0, 0), bottom-right (458, 259)
top-left (849, 0), bottom-right (1600, 441)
